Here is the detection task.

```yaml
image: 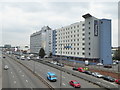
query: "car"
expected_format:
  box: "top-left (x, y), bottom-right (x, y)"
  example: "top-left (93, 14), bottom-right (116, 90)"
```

top-left (20, 56), bottom-right (25, 60)
top-left (78, 67), bottom-right (85, 72)
top-left (27, 57), bottom-right (30, 60)
top-left (91, 72), bottom-right (103, 78)
top-left (47, 72), bottom-right (57, 82)
top-left (115, 79), bottom-right (120, 84)
top-left (104, 65), bottom-right (112, 68)
top-left (84, 71), bottom-right (92, 75)
top-left (36, 56), bottom-right (39, 60)
top-left (96, 63), bottom-right (103, 66)
top-left (69, 80), bottom-right (81, 88)
top-left (72, 67), bottom-right (78, 71)
top-left (3, 56), bottom-right (6, 58)
top-left (102, 76), bottom-right (115, 82)
top-left (57, 63), bottom-right (64, 67)
top-left (16, 56), bottom-right (20, 59)
top-left (4, 65), bottom-right (9, 70)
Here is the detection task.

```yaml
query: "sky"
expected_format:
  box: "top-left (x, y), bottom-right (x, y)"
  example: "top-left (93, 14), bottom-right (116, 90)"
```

top-left (0, 0), bottom-right (119, 47)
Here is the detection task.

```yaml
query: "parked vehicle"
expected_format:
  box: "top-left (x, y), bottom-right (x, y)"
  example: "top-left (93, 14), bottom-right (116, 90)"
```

top-left (69, 80), bottom-right (81, 88)
top-left (85, 60), bottom-right (89, 66)
top-left (104, 65), bottom-right (112, 68)
top-left (72, 67), bottom-right (78, 71)
top-left (92, 72), bottom-right (103, 78)
top-left (102, 76), bottom-right (115, 82)
top-left (96, 63), bottom-right (103, 66)
top-left (4, 65), bottom-right (9, 70)
top-left (84, 71), bottom-right (92, 75)
top-left (47, 72), bottom-right (57, 82)
top-left (78, 67), bottom-right (85, 72)
top-left (115, 79), bottom-right (120, 84)
top-left (20, 56), bottom-right (25, 60)
top-left (27, 57), bottom-right (30, 60)
top-left (3, 56), bottom-right (6, 58)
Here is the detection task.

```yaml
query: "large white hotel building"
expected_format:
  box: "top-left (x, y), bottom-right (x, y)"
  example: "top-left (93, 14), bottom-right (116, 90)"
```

top-left (30, 13), bottom-right (112, 65)
top-left (55, 13), bottom-right (112, 64)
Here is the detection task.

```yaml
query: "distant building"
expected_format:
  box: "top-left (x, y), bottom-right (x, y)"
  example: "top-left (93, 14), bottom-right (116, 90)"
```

top-left (30, 26), bottom-right (52, 56)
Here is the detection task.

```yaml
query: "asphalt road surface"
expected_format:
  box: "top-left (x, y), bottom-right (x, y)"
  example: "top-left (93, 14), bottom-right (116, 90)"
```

top-left (9, 55), bottom-right (103, 88)
top-left (2, 55), bottom-right (50, 89)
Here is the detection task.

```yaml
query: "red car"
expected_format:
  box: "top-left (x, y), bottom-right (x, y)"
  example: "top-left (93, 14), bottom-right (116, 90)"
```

top-left (69, 80), bottom-right (81, 88)
top-left (115, 79), bottom-right (120, 84)
top-left (78, 67), bottom-right (85, 72)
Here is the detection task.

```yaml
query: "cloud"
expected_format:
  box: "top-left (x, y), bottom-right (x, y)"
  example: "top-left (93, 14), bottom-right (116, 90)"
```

top-left (0, 1), bottom-right (118, 47)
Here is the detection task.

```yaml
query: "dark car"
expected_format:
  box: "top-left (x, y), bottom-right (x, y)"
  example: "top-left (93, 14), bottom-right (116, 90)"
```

top-left (104, 65), bottom-right (112, 68)
top-left (3, 56), bottom-right (6, 58)
top-left (72, 67), bottom-right (78, 71)
top-left (102, 76), bottom-right (115, 82)
top-left (84, 71), bottom-right (92, 75)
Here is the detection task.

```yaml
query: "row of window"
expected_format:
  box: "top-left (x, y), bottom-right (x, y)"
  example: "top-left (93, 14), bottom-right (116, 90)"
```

top-left (58, 24), bottom-right (85, 32)
top-left (58, 29), bottom-right (85, 35)
top-left (57, 51), bottom-right (85, 55)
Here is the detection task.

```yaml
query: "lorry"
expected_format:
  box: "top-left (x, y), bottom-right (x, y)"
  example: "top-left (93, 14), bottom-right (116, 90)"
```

top-left (47, 72), bottom-right (57, 82)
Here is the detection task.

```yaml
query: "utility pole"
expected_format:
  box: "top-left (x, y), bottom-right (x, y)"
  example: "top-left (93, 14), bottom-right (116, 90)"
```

top-left (60, 44), bottom-right (62, 89)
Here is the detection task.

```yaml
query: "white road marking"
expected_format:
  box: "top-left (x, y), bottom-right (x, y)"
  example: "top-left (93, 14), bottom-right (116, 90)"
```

top-left (11, 72), bottom-right (12, 74)
top-left (19, 71), bottom-right (21, 73)
top-left (48, 69), bottom-right (49, 70)
top-left (26, 80), bottom-right (28, 83)
top-left (22, 75), bottom-right (24, 77)
top-left (14, 81), bottom-right (16, 84)
top-left (62, 83), bottom-right (66, 86)
top-left (13, 75), bottom-right (14, 78)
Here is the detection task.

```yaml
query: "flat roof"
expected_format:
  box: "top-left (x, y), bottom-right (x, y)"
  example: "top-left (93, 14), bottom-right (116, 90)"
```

top-left (82, 13), bottom-right (92, 19)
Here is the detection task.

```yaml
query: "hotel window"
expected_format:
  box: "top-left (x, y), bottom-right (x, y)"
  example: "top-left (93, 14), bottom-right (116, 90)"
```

top-left (74, 52), bottom-right (76, 55)
top-left (89, 53), bottom-right (91, 56)
top-left (71, 35), bottom-right (72, 37)
top-left (82, 33), bottom-right (85, 36)
top-left (77, 39), bottom-right (79, 41)
top-left (77, 25), bottom-right (79, 28)
top-left (89, 37), bottom-right (90, 40)
top-left (89, 27), bottom-right (90, 29)
top-left (77, 43), bottom-right (79, 46)
top-left (82, 29), bottom-right (85, 31)
top-left (77, 52), bottom-right (79, 55)
top-left (71, 52), bottom-right (72, 54)
top-left (74, 39), bottom-right (76, 41)
top-left (74, 26), bottom-right (76, 28)
top-left (89, 42), bottom-right (90, 45)
top-left (71, 31), bottom-right (72, 33)
top-left (71, 27), bottom-right (72, 29)
top-left (74, 48), bottom-right (76, 50)
top-left (77, 34), bottom-right (79, 37)
top-left (82, 53), bottom-right (85, 55)
top-left (82, 38), bottom-right (85, 40)
top-left (74, 30), bottom-right (76, 33)
top-left (89, 48), bottom-right (91, 50)
top-left (82, 24), bottom-right (85, 26)
top-left (82, 48), bottom-right (85, 50)
top-left (89, 32), bottom-right (90, 35)
top-left (71, 39), bottom-right (72, 42)
top-left (77, 48), bottom-right (79, 50)
top-left (77, 30), bottom-right (79, 32)
top-left (74, 35), bottom-right (76, 37)
top-left (89, 22), bottom-right (90, 24)
top-left (74, 43), bottom-right (76, 46)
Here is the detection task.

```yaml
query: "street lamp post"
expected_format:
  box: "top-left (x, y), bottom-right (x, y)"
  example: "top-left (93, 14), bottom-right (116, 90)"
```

top-left (60, 44), bottom-right (62, 89)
